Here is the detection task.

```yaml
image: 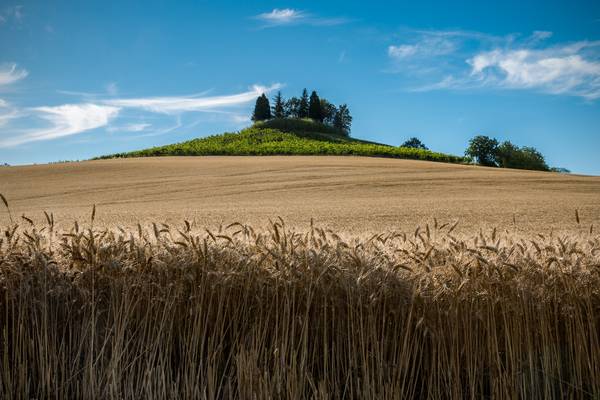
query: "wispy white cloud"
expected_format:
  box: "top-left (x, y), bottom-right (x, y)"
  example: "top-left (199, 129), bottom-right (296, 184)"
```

top-left (0, 63), bottom-right (28, 86)
top-left (0, 99), bottom-right (20, 127)
top-left (0, 103), bottom-right (119, 147)
top-left (0, 5), bottom-right (23, 25)
top-left (0, 110), bottom-right (18, 127)
top-left (255, 8), bottom-right (305, 25)
top-left (253, 8), bottom-right (349, 28)
top-left (388, 36), bottom-right (456, 60)
top-left (1, 84), bottom-right (281, 146)
top-left (0, 104), bottom-right (19, 127)
top-left (105, 82), bottom-right (119, 96)
top-left (107, 122), bottom-right (150, 133)
top-left (388, 29), bottom-right (600, 99)
top-left (104, 83), bottom-right (282, 114)
top-left (468, 42), bottom-right (600, 99)
top-left (530, 30), bottom-right (553, 42)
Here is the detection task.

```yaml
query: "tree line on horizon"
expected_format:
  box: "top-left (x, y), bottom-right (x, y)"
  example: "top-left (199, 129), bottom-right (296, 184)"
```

top-left (398, 135), bottom-right (563, 172)
top-left (401, 135), bottom-right (567, 172)
top-left (464, 135), bottom-right (569, 172)
top-left (252, 89), bottom-right (352, 135)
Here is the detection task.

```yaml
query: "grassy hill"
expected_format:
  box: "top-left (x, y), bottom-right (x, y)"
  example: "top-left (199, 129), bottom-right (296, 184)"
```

top-left (98, 119), bottom-right (465, 164)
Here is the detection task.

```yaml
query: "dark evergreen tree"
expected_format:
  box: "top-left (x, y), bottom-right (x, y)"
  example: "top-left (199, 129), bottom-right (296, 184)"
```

top-left (251, 94), bottom-right (271, 122)
top-left (308, 91), bottom-right (323, 122)
top-left (333, 104), bottom-right (352, 135)
top-left (320, 99), bottom-right (337, 125)
top-left (298, 88), bottom-right (309, 118)
top-left (271, 91), bottom-right (285, 119)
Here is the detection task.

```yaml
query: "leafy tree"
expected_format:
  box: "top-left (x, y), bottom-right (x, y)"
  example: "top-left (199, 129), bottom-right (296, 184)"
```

top-left (333, 104), bottom-right (352, 136)
top-left (465, 135), bottom-right (499, 167)
top-left (252, 94), bottom-right (271, 122)
top-left (518, 147), bottom-right (549, 171)
top-left (298, 88), bottom-right (309, 118)
top-left (285, 97), bottom-right (301, 118)
top-left (308, 91), bottom-right (323, 122)
top-left (495, 141), bottom-right (519, 168)
top-left (401, 137), bottom-right (428, 150)
top-left (271, 91), bottom-right (285, 119)
top-left (497, 141), bottom-right (548, 171)
top-left (320, 99), bottom-right (337, 125)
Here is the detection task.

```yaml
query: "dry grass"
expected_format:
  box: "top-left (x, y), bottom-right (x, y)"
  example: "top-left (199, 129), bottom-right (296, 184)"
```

top-left (1, 206), bottom-right (599, 398)
top-left (1, 156), bottom-right (599, 234)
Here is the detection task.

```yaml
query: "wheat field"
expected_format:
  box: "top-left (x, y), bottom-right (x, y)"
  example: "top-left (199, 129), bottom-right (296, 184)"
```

top-left (1, 156), bottom-right (600, 399)
top-left (1, 156), bottom-right (599, 233)
top-left (1, 214), bottom-right (599, 398)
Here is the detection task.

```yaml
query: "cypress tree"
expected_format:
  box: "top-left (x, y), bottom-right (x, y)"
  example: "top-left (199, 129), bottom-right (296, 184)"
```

top-left (298, 88), bottom-right (309, 118)
top-left (252, 94), bottom-right (271, 122)
top-left (308, 91), bottom-right (323, 122)
top-left (271, 91), bottom-right (285, 119)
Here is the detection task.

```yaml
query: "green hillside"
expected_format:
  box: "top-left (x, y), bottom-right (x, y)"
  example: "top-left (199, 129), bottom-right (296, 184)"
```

top-left (98, 119), bottom-right (465, 164)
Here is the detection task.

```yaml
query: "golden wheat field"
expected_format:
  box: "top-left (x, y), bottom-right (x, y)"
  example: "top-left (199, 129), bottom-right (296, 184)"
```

top-left (2, 156), bottom-right (600, 399)
top-left (1, 156), bottom-right (599, 233)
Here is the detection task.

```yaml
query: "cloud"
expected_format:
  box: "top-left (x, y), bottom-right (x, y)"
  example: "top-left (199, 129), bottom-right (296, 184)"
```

top-left (388, 29), bottom-right (600, 99)
top-left (0, 5), bottom-right (23, 25)
top-left (107, 122), bottom-right (150, 133)
top-left (106, 82), bottom-right (119, 96)
top-left (468, 42), bottom-right (600, 99)
top-left (0, 63), bottom-right (28, 86)
top-left (0, 99), bottom-right (19, 127)
top-left (0, 108), bottom-right (18, 127)
top-left (253, 8), bottom-right (348, 28)
top-left (0, 84), bottom-right (281, 147)
top-left (530, 30), bottom-right (552, 41)
top-left (0, 103), bottom-right (119, 147)
top-left (255, 8), bottom-right (305, 25)
top-left (104, 83), bottom-right (282, 114)
top-left (388, 36), bottom-right (456, 60)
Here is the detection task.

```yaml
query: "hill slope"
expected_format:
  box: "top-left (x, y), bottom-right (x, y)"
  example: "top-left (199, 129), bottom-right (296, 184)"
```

top-left (98, 119), bottom-right (465, 164)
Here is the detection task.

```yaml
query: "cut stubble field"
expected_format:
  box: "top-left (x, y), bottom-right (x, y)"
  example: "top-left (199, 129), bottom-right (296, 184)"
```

top-left (1, 155), bottom-right (599, 233)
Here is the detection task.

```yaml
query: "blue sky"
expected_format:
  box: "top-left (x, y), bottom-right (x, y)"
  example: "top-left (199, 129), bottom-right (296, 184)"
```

top-left (1, 0), bottom-right (599, 174)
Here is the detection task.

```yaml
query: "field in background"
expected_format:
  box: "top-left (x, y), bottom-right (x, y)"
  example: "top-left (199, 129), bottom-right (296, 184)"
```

top-left (1, 156), bottom-right (599, 234)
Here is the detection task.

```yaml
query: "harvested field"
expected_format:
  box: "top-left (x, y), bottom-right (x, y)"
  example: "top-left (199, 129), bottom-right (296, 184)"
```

top-left (1, 156), bottom-right (599, 234)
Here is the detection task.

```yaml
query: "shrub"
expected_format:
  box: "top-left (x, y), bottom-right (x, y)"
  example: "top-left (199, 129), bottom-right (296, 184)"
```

top-left (401, 137), bottom-right (428, 150)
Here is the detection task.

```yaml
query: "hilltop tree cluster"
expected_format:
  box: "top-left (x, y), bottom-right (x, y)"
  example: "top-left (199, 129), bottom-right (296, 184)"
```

top-left (252, 89), bottom-right (352, 136)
